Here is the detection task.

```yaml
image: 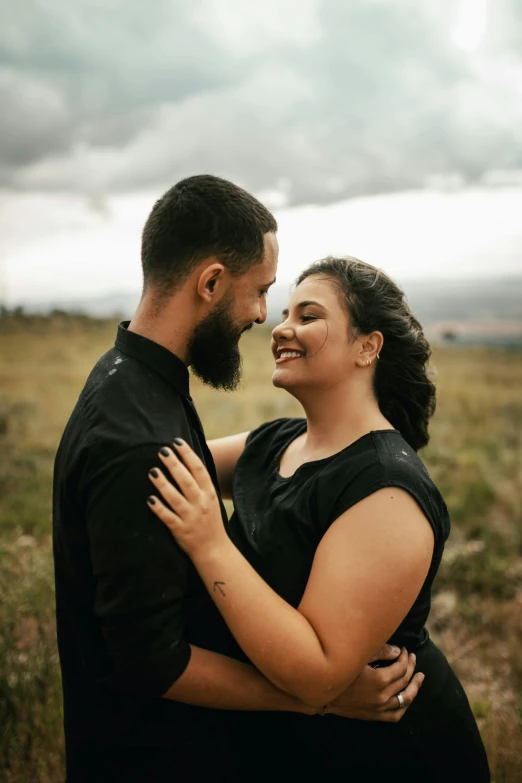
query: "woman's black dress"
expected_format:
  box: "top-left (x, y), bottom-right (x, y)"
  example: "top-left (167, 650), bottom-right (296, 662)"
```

top-left (227, 418), bottom-right (490, 782)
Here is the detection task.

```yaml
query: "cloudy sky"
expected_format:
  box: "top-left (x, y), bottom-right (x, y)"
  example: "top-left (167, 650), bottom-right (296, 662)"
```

top-left (1, 0), bottom-right (521, 302)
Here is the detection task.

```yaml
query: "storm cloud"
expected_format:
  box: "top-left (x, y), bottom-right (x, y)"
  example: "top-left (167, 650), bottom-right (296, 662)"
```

top-left (1, 0), bottom-right (521, 205)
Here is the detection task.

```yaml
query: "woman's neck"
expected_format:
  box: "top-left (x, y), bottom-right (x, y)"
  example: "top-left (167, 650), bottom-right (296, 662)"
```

top-left (296, 376), bottom-right (393, 456)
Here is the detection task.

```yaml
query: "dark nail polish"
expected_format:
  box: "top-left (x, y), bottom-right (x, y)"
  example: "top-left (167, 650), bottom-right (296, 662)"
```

top-left (173, 438), bottom-right (183, 446)
top-left (147, 496), bottom-right (156, 505)
top-left (149, 468), bottom-right (159, 479)
top-left (159, 447), bottom-right (170, 457)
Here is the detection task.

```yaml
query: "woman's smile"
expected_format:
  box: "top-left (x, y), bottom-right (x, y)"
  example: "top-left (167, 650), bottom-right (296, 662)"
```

top-left (275, 349), bottom-right (306, 364)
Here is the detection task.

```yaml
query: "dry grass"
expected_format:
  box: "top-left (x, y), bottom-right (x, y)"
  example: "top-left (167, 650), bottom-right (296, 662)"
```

top-left (1, 313), bottom-right (521, 781)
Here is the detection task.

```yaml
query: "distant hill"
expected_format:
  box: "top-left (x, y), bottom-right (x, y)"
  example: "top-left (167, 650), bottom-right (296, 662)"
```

top-left (8, 276), bottom-right (522, 345)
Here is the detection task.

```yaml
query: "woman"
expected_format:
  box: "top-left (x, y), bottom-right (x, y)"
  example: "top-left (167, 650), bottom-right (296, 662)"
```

top-left (147, 257), bottom-right (490, 781)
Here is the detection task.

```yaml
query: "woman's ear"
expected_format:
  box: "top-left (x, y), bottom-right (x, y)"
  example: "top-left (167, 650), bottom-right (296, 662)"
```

top-left (357, 331), bottom-right (383, 363)
top-left (196, 262), bottom-right (227, 303)
top-left (367, 331), bottom-right (384, 359)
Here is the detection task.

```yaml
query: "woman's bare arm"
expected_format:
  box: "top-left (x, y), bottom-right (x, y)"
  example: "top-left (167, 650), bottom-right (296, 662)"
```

top-left (207, 433), bottom-right (250, 499)
top-left (187, 487), bottom-right (433, 706)
top-left (147, 443), bottom-right (434, 707)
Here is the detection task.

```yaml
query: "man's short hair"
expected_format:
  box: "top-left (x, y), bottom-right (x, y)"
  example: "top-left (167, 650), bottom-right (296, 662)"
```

top-left (141, 175), bottom-right (278, 294)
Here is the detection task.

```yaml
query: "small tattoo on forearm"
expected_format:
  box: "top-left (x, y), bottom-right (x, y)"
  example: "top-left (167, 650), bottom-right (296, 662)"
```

top-left (213, 581), bottom-right (226, 597)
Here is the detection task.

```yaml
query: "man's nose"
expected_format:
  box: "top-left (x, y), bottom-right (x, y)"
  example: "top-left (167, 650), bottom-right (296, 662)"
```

top-left (255, 297), bottom-right (268, 325)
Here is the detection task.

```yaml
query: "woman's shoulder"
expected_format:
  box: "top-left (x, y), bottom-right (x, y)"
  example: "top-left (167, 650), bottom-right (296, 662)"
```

top-left (245, 417), bottom-right (306, 448)
top-left (325, 429), bottom-right (450, 544)
top-left (328, 429), bottom-right (437, 486)
top-left (234, 417), bottom-right (306, 480)
top-left (370, 431), bottom-right (442, 493)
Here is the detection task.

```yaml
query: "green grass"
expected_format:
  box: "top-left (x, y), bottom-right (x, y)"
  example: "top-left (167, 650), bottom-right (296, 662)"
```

top-left (1, 314), bottom-right (521, 781)
top-left (0, 538), bottom-right (63, 782)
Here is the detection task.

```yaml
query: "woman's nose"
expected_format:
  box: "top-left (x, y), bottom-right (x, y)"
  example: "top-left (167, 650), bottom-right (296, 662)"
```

top-left (272, 324), bottom-right (294, 341)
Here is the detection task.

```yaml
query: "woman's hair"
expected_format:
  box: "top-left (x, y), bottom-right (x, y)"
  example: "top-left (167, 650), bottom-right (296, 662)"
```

top-left (296, 256), bottom-right (436, 452)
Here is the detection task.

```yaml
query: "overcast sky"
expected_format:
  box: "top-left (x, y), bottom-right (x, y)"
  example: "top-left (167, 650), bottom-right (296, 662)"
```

top-left (1, 0), bottom-right (521, 301)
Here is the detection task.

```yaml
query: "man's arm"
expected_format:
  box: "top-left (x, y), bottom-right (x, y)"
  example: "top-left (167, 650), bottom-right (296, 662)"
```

top-left (164, 644), bottom-right (423, 722)
top-left (163, 645), bottom-right (312, 712)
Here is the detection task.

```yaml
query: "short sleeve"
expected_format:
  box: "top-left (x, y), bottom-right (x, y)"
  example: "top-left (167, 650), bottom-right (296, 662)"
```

top-left (84, 443), bottom-right (192, 697)
top-left (326, 456), bottom-right (383, 528)
top-left (325, 433), bottom-right (449, 548)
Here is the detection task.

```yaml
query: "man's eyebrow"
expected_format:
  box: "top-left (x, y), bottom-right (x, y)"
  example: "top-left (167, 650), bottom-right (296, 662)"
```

top-left (281, 300), bottom-right (326, 316)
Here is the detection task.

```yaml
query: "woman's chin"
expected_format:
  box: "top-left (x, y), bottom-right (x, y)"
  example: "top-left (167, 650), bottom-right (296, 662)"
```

top-left (272, 367), bottom-right (300, 389)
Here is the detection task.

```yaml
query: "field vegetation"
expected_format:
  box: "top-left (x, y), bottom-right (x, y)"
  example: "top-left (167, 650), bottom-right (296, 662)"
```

top-left (1, 312), bottom-right (521, 781)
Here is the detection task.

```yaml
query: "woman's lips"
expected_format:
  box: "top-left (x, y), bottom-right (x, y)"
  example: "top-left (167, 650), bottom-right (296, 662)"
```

top-left (275, 352), bottom-right (305, 364)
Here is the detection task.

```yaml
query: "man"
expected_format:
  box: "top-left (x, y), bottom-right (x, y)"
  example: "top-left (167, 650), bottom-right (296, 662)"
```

top-left (53, 175), bottom-right (422, 782)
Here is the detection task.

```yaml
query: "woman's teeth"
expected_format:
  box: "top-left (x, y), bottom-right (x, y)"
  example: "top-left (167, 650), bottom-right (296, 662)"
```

top-left (279, 351), bottom-right (303, 359)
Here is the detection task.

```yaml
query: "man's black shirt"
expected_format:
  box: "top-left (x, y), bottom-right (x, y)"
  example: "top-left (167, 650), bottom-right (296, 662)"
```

top-left (53, 323), bottom-right (238, 781)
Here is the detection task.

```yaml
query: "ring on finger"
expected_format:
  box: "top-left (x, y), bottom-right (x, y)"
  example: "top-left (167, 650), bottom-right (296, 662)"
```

top-left (396, 692), bottom-right (405, 709)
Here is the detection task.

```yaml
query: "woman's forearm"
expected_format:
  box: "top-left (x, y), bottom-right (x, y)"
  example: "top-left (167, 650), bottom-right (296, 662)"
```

top-left (192, 541), bottom-right (356, 706)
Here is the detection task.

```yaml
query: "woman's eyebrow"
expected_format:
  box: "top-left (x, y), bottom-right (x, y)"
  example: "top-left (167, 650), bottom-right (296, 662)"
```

top-left (281, 300), bottom-right (327, 316)
top-left (298, 300), bottom-right (326, 310)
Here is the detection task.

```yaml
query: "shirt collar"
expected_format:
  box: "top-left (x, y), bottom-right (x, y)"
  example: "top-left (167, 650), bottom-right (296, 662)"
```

top-left (115, 321), bottom-right (190, 397)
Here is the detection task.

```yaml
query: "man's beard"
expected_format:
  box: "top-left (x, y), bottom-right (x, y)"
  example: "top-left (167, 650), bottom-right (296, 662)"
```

top-left (189, 296), bottom-right (252, 391)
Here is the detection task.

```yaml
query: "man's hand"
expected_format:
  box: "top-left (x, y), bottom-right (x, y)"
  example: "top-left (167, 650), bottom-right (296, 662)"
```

top-left (327, 646), bottom-right (424, 722)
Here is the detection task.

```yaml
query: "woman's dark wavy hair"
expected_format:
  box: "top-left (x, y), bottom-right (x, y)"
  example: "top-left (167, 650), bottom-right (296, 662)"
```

top-left (296, 256), bottom-right (436, 452)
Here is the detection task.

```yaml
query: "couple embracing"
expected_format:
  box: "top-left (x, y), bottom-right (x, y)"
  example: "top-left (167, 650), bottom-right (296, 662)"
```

top-left (53, 175), bottom-right (489, 781)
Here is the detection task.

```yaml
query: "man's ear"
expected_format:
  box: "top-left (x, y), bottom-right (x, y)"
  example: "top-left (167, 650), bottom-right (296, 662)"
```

top-left (196, 262), bottom-right (227, 303)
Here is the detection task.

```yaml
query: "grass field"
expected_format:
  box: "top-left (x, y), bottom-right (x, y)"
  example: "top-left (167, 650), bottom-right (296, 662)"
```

top-left (1, 313), bottom-right (521, 781)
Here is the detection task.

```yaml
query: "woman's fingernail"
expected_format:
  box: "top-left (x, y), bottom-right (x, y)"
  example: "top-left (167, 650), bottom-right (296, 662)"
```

top-left (159, 447), bottom-right (170, 457)
top-left (173, 438), bottom-right (183, 446)
top-left (412, 653), bottom-right (416, 664)
top-left (391, 646), bottom-right (401, 656)
top-left (419, 673), bottom-right (425, 683)
top-left (147, 496), bottom-right (156, 505)
top-left (149, 468), bottom-right (159, 478)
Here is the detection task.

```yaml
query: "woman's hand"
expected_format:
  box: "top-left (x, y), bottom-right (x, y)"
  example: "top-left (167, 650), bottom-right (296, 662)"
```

top-left (328, 647), bottom-right (424, 722)
top-left (147, 440), bottom-right (229, 559)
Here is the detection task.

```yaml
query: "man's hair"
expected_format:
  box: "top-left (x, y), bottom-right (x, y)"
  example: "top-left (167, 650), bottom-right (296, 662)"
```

top-left (141, 174), bottom-right (278, 294)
